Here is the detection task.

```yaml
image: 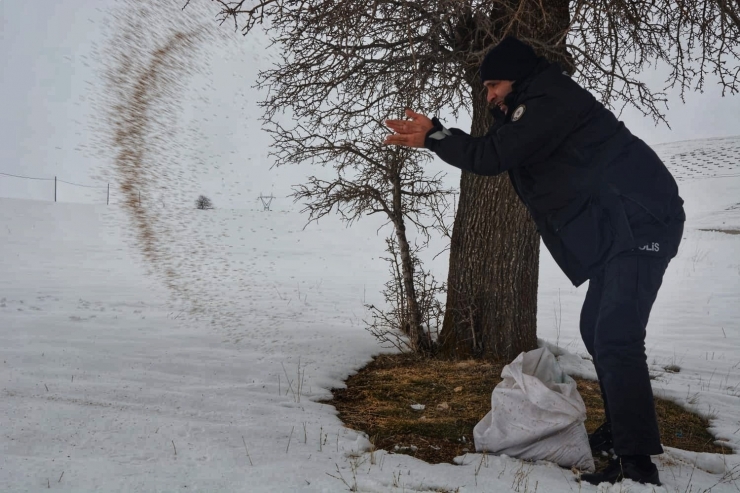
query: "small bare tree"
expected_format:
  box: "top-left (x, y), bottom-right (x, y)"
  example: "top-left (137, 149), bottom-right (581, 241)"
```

top-left (195, 195), bottom-right (213, 210)
top-left (365, 236), bottom-right (446, 354)
top-left (183, 2), bottom-right (458, 355)
top-left (279, 110), bottom-right (455, 354)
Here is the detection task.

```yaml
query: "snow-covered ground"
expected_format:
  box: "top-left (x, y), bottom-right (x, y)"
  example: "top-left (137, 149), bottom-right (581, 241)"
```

top-left (1, 136), bottom-right (739, 492)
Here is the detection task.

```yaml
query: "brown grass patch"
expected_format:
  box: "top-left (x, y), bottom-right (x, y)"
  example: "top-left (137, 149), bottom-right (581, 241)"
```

top-left (328, 353), bottom-right (729, 465)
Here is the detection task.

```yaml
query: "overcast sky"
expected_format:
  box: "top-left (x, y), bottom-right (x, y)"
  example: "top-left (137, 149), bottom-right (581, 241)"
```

top-left (2, 0), bottom-right (739, 207)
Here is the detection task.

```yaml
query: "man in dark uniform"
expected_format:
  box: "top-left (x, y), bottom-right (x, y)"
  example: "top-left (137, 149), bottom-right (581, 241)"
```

top-left (384, 36), bottom-right (685, 486)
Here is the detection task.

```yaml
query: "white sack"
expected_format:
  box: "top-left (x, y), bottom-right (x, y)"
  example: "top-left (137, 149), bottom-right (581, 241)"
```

top-left (473, 347), bottom-right (595, 472)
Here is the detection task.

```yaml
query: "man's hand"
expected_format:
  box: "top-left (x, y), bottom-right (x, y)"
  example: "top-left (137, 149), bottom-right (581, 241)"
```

top-left (384, 109), bottom-right (434, 148)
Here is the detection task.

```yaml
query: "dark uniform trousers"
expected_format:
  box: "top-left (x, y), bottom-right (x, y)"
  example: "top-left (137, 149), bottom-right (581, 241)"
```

top-left (579, 220), bottom-right (683, 457)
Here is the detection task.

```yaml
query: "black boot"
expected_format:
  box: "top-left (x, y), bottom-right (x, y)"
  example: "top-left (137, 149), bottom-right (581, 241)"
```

top-left (580, 455), bottom-right (661, 486)
top-left (588, 422), bottom-right (613, 453)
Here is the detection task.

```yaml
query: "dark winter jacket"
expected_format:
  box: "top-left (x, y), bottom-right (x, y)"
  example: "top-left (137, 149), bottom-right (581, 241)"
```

top-left (425, 60), bottom-right (686, 286)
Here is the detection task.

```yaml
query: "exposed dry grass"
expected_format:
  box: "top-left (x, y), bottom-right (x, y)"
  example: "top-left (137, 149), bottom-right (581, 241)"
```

top-left (699, 228), bottom-right (740, 235)
top-left (328, 353), bottom-right (729, 465)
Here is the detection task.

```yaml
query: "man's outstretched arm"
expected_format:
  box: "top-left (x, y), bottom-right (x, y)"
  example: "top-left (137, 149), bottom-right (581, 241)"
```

top-left (385, 109), bottom-right (512, 176)
top-left (385, 97), bottom-right (579, 176)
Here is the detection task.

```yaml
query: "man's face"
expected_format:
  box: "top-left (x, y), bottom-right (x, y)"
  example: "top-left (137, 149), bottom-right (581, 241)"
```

top-left (483, 80), bottom-right (514, 114)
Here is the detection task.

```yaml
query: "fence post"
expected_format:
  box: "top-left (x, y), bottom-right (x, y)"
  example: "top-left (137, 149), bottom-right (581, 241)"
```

top-left (107, 183), bottom-right (110, 205)
top-left (54, 176), bottom-right (57, 202)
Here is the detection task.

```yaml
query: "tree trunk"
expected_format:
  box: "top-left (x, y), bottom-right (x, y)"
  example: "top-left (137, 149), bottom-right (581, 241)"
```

top-left (438, 1), bottom-right (571, 361)
top-left (391, 173), bottom-right (429, 352)
top-left (437, 87), bottom-right (540, 360)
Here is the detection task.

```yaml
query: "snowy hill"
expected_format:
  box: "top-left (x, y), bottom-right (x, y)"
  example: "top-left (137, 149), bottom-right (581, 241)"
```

top-left (656, 136), bottom-right (740, 233)
top-left (659, 135), bottom-right (740, 182)
top-left (2, 134), bottom-right (740, 492)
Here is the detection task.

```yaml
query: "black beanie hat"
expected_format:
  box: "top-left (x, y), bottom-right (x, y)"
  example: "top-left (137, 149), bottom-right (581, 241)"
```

top-left (479, 36), bottom-right (539, 82)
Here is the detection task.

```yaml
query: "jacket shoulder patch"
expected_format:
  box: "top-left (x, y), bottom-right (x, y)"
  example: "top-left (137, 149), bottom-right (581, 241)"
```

top-left (512, 105), bottom-right (526, 122)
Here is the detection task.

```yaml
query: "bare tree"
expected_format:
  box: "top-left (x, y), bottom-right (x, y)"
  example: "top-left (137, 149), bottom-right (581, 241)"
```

top-left (366, 236), bottom-right (446, 353)
top-left (272, 108), bottom-right (454, 354)
top-left (196, 195), bottom-right (213, 210)
top-left (190, 0), bottom-right (739, 360)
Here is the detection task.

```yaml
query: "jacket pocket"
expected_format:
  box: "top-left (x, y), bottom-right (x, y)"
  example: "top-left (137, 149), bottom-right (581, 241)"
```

top-left (552, 199), bottom-right (615, 274)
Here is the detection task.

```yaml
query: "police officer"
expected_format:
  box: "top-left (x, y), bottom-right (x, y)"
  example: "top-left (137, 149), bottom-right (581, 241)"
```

top-left (384, 36), bottom-right (685, 486)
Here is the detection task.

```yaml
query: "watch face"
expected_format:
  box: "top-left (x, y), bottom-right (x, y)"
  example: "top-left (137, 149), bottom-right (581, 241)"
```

top-left (512, 105), bottom-right (526, 122)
